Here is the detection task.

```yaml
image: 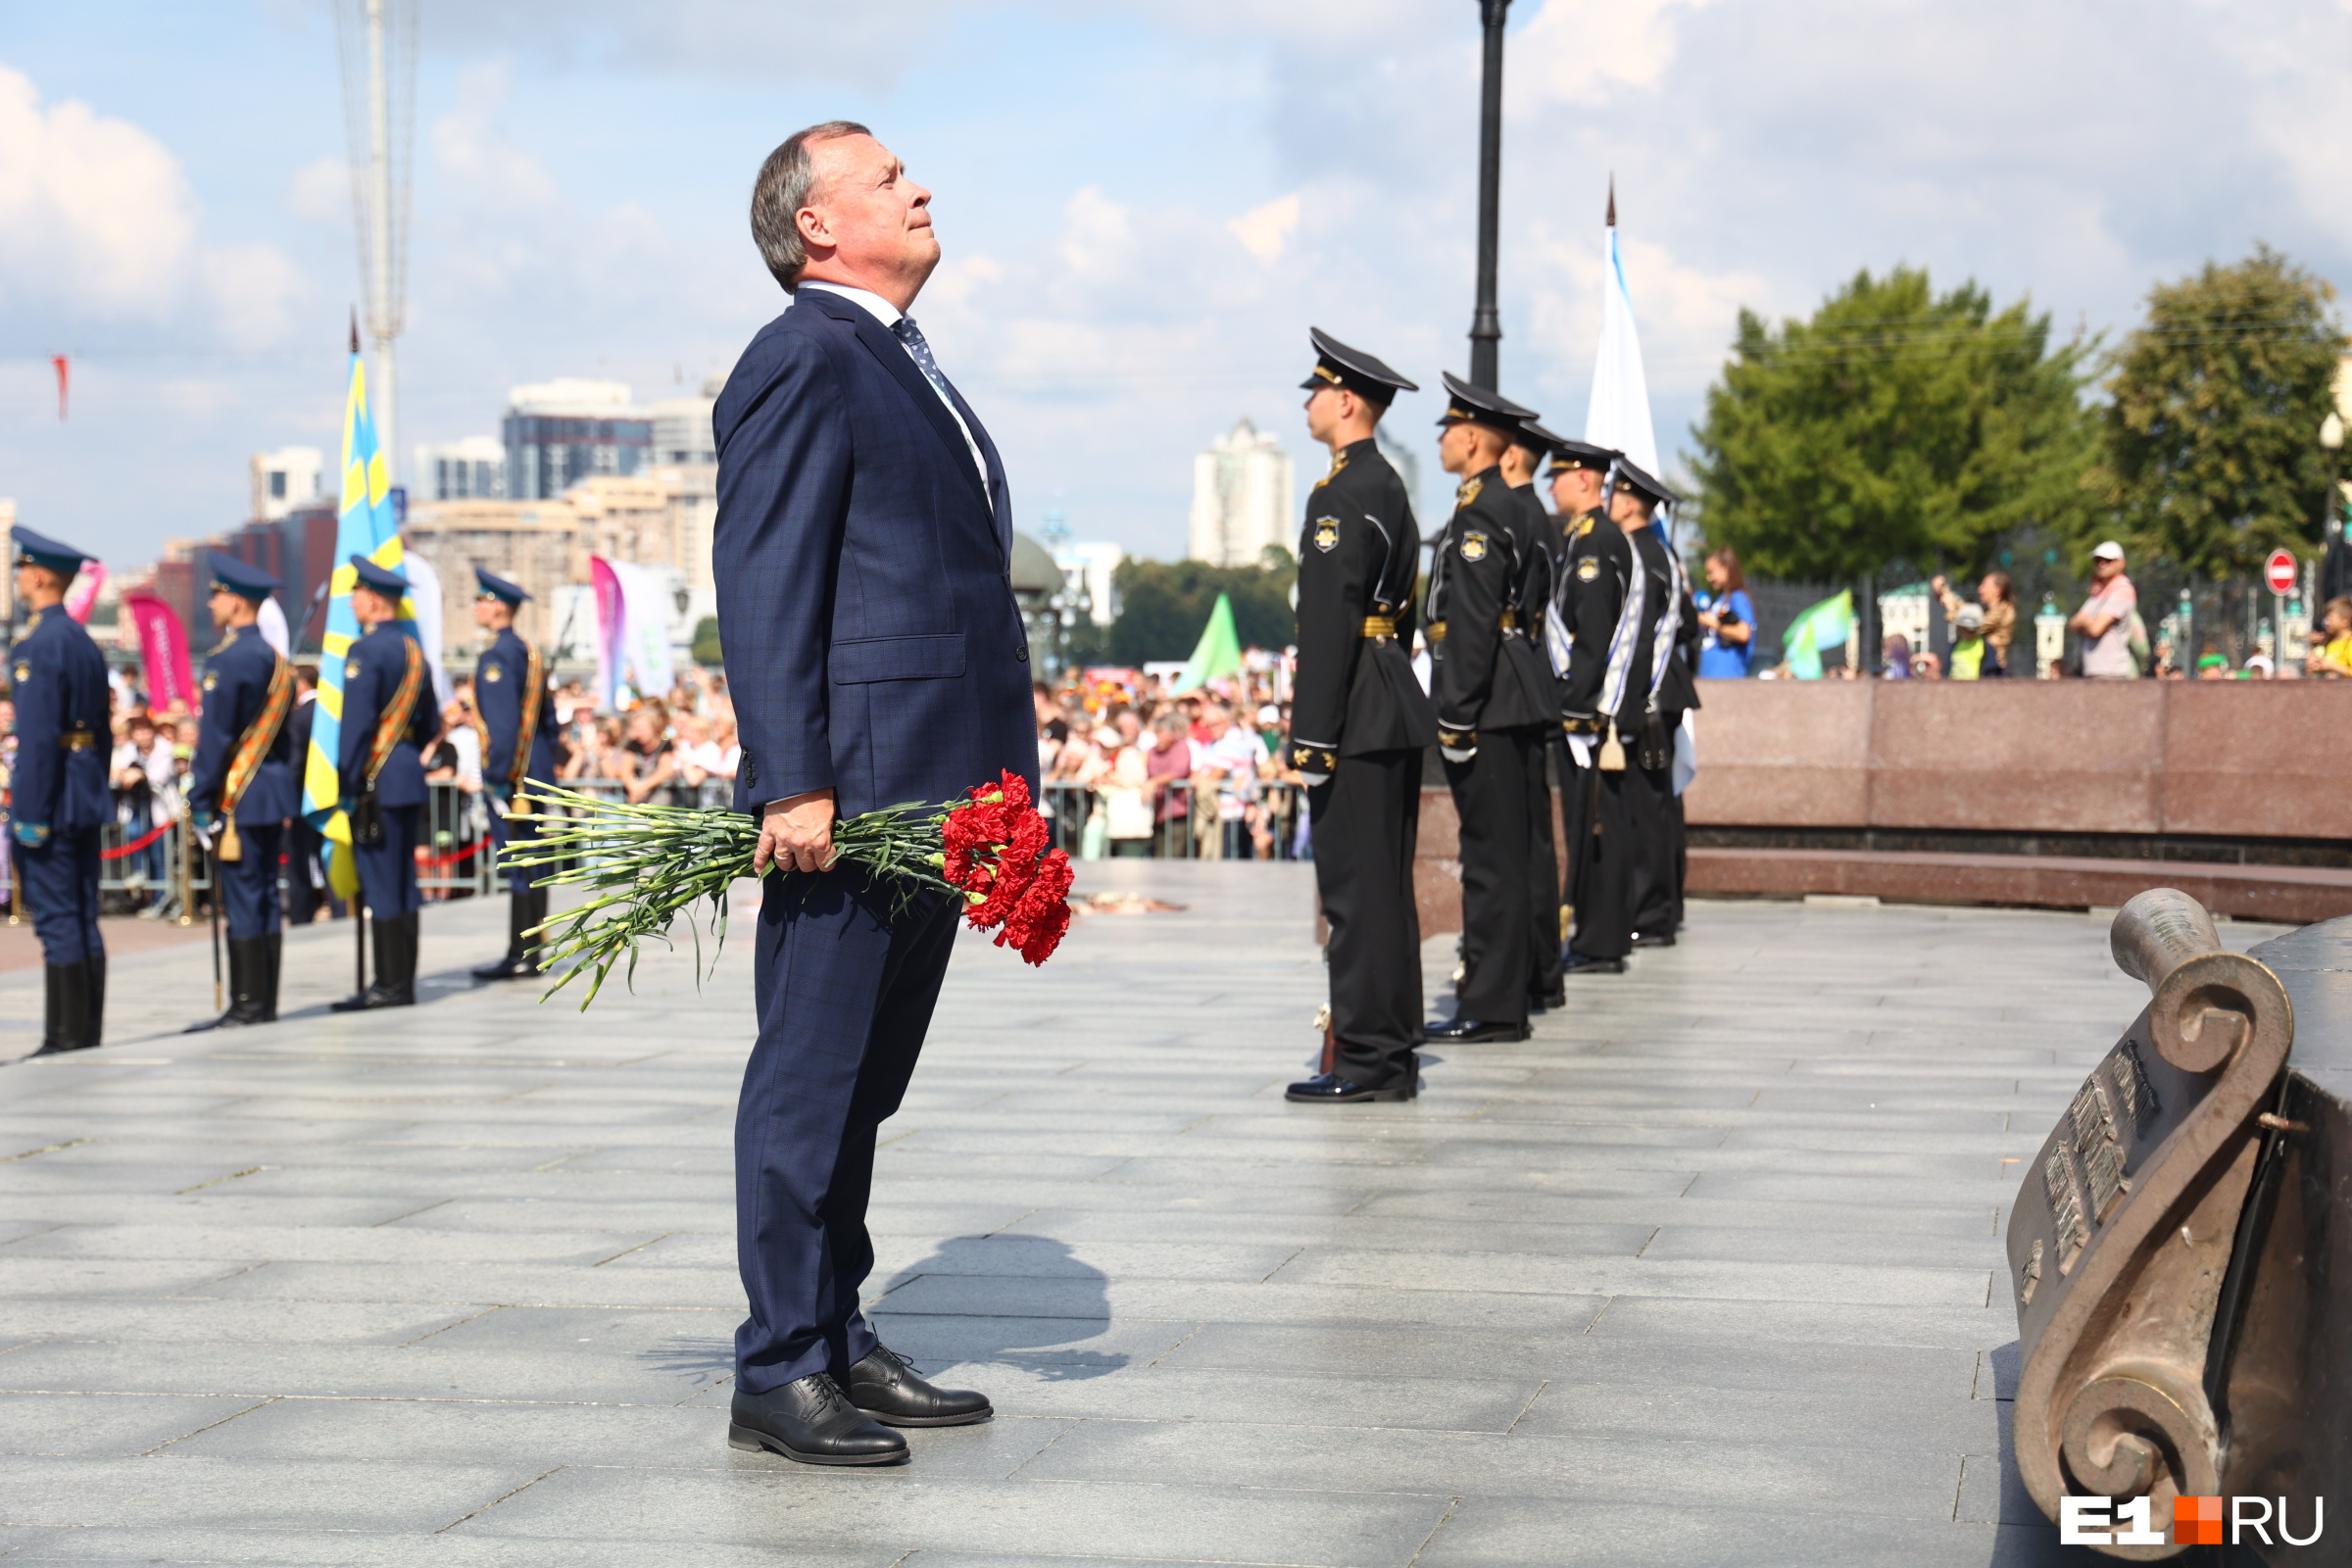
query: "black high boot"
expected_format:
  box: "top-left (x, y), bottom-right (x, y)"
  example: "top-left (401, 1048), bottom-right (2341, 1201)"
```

top-left (83, 955), bottom-right (105, 1051)
top-left (34, 964), bottom-right (67, 1055)
top-left (472, 889), bottom-right (536, 980)
top-left (367, 910), bottom-right (417, 1007)
top-left (186, 938), bottom-right (269, 1032)
top-left (262, 932), bottom-right (282, 1022)
top-left (32, 961), bottom-right (93, 1056)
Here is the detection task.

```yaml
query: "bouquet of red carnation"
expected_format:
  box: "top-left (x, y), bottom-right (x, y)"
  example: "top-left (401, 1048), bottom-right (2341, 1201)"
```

top-left (501, 770), bottom-right (1072, 1007)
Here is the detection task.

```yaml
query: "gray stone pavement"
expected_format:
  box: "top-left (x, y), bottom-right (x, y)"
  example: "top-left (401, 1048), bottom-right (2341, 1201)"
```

top-left (0, 862), bottom-right (2286, 1566)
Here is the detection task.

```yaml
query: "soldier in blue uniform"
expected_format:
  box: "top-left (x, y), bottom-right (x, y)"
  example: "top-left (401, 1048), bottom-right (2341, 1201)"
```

top-left (467, 567), bottom-right (560, 981)
top-left (9, 526), bottom-right (112, 1055)
top-left (330, 556), bottom-right (434, 1012)
top-left (185, 553), bottom-right (298, 1030)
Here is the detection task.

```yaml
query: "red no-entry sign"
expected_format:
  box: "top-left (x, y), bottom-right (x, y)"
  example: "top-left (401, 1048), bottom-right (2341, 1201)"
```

top-left (2266, 550), bottom-right (2299, 596)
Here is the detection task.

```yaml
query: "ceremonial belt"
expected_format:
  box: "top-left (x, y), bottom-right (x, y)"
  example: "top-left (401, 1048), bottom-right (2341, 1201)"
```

top-left (1426, 612), bottom-right (1515, 643)
top-left (58, 727), bottom-right (97, 751)
top-left (365, 637), bottom-right (427, 789)
top-left (215, 654), bottom-right (294, 863)
top-left (1360, 614), bottom-right (1397, 639)
top-left (1498, 608), bottom-right (1518, 631)
top-left (510, 644), bottom-right (545, 789)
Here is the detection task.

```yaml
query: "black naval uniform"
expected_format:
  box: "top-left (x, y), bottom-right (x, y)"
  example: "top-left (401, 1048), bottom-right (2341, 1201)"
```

top-left (1625, 529), bottom-right (1699, 945)
top-left (332, 596), bottom-right (434, 1010)
top-left (187, 612), bottom-right (298, 1027)
top-left (471, 614), bottom-right (559, 981)
top-left (1290, 436), bottom-right (1439, 1093)
top-left (1503, 477), bottom-right (1564, 1008)
top-left (1429, 466), bottom-right (1555, 1034)
top-left (9, 530), bottom-right (112, 1054)
top-left (1554, 509), bottom-right (1639, 967)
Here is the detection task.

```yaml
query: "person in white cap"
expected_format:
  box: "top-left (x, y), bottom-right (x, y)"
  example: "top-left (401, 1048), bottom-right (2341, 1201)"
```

top-left (2069, 541), bottom-right (2139, 677)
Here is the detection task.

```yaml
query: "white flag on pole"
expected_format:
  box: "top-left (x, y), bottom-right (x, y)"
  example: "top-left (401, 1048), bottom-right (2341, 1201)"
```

top-left (1583, 185), bottom-right (1660, 482)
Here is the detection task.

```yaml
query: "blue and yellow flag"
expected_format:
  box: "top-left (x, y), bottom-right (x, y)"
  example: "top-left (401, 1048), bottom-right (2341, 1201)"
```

top-left (1783, 590), bottom-right (1855, 680)
top-left (302, 344), bottom-right (415, 899)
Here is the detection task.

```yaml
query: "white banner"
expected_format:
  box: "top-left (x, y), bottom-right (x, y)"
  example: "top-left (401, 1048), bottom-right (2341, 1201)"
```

top-left (399, 550), bottom-right (456, 710)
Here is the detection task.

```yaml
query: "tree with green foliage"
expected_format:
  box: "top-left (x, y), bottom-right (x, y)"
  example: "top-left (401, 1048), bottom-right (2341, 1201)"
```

top-left (690, 615), bottom-right (722, 666)
top-left (2091, 246), bottom-right (2344, 580)
top-left (1105, 547), bottom-right (1297, 664)
top-left (1690, 267), bottom-right (2097, 582)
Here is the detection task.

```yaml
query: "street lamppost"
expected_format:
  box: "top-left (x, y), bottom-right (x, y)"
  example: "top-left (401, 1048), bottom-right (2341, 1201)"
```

top-left (2319, 411), bottom-right (2346, 615)
top-left (1467, 0), bottom-right (1510, 390)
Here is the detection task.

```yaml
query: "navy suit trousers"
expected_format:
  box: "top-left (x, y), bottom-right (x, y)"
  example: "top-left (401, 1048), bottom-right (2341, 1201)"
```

top-left (220, 823), bottom-right (283, 940)
top-left (21, 829), bottom-right (102, 965)
top-left (354, 805), bottom-right (421, 919)
top-left (734, 866), bottom-right (959, 1393)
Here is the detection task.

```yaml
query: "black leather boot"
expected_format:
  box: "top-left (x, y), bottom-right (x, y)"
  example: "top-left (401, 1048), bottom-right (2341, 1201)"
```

top-left (32, 961), bottom-right (94, 1056)
top-left (187, 938), bottom-right (270, 1031)
top-left (729, 1373), bottom-right (908, 1465)
top-left (262, 932), bottom-right (282, 1022)
top-left (34, 963), bottom-right (67, 1055)
top-left (846, 1346), bottom-right (993, 1427)
top-left (472, 889), bottom-right (539, 980)
top-left (84, 955), bottom-right (105, 1050)
top-left (375, 910), bottom-right (417, 1006)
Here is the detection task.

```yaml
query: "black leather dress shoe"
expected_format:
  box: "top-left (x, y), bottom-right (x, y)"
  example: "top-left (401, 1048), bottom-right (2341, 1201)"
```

top-left (729, 1372), bottom-right (908, 1464)
top-left (1530, 984), bottom-right (1567, 1011)
top-left (1631, 930), bottom-right (1677, 949)
top-left (1286, 1071), bottom-right (1415, 1103)
top-left (1424, 1017), bottom-right (1530, 1044)
top-left (848, 1345), bottom-right (993, 1427)
top-left (1564, 952), bottom-right (1627, 975)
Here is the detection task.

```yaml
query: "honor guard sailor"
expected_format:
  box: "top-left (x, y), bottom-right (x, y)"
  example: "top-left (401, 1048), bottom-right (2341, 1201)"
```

top-left (185, 553), bottom-right (298, 1029)
top-left (1424, 374), bottom-right (1556, 1044)
top-left (468, 567), bottom-right (561, 982)
top-left (1615, 462), bottom-right (1699, 949)
top-left (1544, 439), bottom-right (1638, 975)
top-left (330, 556), bottom-right (435, 1011)
top-left (9, 526), bottom-right (111, 1055)
top-left (1502, 420), bottom-right (1567, 1012)
top-left (1282, 329), bottom-right (1441, 1105)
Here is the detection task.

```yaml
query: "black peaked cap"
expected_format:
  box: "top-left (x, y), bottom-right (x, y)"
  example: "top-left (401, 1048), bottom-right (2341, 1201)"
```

top-left (1300, 327), bottom-right (1419, 405)
top-left (1436, 370), bottom-right (1538, 433)
top-left (1612, 458), bottom-right (1679, 507)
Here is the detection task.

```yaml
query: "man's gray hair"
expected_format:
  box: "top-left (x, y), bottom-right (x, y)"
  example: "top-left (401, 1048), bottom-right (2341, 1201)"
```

top-left (749, 120), bottom-right (872, 291)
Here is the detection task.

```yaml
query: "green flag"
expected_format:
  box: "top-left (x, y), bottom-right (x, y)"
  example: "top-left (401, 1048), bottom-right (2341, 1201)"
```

top-left (1177, 592), bottom-right (1244, 691)
top-left (1783, 589), bottom-right (1854, 680)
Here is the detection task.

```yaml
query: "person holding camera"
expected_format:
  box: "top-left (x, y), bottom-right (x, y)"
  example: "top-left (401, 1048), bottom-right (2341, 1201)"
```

top-left (1695, 547), bottom-right (1753, 679)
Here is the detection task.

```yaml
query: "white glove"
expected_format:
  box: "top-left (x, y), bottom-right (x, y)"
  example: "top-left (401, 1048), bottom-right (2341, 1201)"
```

top-left (1297, 771), bottom-right (1331, 787)
top-left (1564, 735), bottom-right (1592, 769)
top-left (1441, 746), bottom-right (1477, 763)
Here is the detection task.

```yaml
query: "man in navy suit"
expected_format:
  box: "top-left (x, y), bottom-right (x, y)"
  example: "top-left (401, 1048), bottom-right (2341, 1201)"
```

top-left (330, 556), bottom-right (435, 1012)
top-left (715, 122), bottom-right (1034, 1467)
top-left (186, 553), bottom-right (298, 1030)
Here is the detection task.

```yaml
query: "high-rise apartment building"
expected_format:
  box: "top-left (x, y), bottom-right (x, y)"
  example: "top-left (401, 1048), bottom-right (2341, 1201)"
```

top-left (1188, 417), bottom-right (1295, 567)
top-left (249, 447), bottom-right (324, 522)
top-left (503, 378), bottom-right (651, 501)
top-left (415, 436), bottom-right (508, 502)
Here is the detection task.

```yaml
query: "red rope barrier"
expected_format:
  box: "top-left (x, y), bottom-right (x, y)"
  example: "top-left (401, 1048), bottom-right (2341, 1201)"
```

top-left (99, 819), bottom-right (174, 859)
top-left (414, 841), bottom-right (483, 870)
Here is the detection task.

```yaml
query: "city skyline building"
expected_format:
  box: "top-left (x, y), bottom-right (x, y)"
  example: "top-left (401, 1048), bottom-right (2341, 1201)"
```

top-left (248, 447), bottom-right (324, 523)
top-left (503, 378), bottom-right (652, 502)
top-left (414, 436), bottom-right (507, 502)
top-left (1188, 416), bottom-right (1295, 568)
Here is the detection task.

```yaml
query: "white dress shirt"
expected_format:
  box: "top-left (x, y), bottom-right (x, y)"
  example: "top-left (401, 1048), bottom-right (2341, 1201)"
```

top-left (797, 279), bottom-right (985, 477)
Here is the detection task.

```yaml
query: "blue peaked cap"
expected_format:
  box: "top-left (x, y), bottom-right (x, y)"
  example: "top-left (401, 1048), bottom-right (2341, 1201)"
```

top-left (11, 525), bottom-right (92, 576)
top-left (349, 554), bottom-right (411, 597)
top-left (473, 566), bottom-right (529, 606)
top-left (208, 551), bottom-right (279, 600)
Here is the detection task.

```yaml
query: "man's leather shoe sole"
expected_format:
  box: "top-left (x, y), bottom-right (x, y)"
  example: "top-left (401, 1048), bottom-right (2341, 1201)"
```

top-left (1564, 955), bottom-right (1628, 975)
top-left (851, 1401), bottom-right (993, 1428)
top-left (1631, 932), bottom-right (1677, 949)
top-left (1425, 1019), bottom-right (1530, 1044)
top-left (728, 1421), bottom-right (907, 1465)
top-left (1286, 1073), bottom-right (1415, 1103)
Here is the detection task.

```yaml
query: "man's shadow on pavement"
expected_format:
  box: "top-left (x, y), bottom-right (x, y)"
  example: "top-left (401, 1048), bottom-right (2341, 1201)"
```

top-left (872, 1234), bottom-right (1129, 1383)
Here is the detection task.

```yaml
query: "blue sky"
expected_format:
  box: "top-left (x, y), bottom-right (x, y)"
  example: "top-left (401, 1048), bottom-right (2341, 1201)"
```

top-left (7, 0), bottom-right (2352, 568)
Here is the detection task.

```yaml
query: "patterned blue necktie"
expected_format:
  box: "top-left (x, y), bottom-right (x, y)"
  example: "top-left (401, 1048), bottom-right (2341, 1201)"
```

top-left (893, 316), bottom-right (983, 474)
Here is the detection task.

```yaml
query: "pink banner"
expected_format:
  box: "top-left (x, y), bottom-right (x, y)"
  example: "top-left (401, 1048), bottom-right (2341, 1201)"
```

top-left (63, 562), bottom-right (105, 624)
top-left (122, 590), bottom-right (194, 714)
top-left (590, 555), bottom-right (626, 710)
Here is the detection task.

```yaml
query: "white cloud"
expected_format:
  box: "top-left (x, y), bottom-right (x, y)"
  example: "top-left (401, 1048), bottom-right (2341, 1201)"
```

top-left (0, 62), bottom-right (306, 345)
top-left (285, 155), bottom-right (350, 224)
top-left (432, 63), bottom-right (560, 211)
top-left (1516, 0), bottom-right (1712, 105)
top-left (1228, 193), bottom-right (1300, 264)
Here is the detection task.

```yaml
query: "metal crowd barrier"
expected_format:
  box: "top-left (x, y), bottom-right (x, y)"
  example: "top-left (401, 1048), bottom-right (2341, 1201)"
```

top-left (1038, 779), bottom-right (1304, 861)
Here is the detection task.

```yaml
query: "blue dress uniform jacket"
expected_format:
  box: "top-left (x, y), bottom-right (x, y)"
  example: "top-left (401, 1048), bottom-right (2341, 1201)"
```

top-left (712, 286), bottom-right (1037, 818)
top-left (8, 607), bottom-right (111, 844)
top-left (189, 625), bottom-right (296, 826)
top-left (336, 623), bottom-right (433, 808)
top-left (474, 627), bottom-right (557, 787)
top-left (711, 284), bottom-right (1035, 1399)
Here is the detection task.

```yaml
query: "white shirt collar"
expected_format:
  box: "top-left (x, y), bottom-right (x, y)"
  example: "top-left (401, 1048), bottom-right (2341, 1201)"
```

top-left (798, 279), bottom-right (902, 328)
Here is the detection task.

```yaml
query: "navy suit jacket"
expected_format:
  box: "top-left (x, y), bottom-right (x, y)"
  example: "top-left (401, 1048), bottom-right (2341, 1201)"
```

top-left (712, 286), bottom-right (1037, 819)
top-left (336, 622), bottom-right (433, 808)
top-left (474, 626), bottom-right (558, 787)
top-left (190, 624), bottom-right (297, 824)
top-left (7, 607), bottom-right (111, 842)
